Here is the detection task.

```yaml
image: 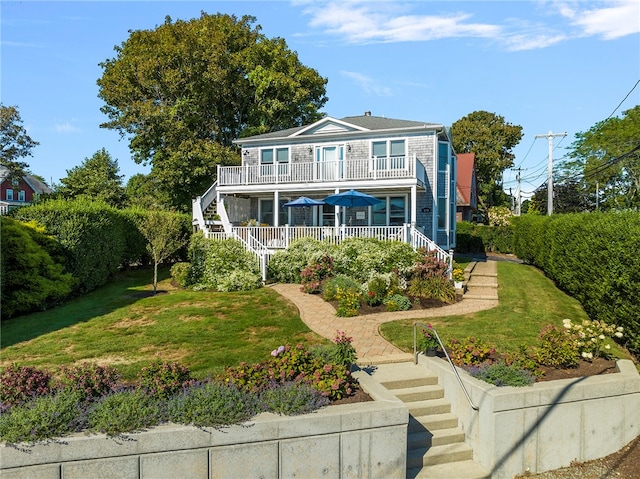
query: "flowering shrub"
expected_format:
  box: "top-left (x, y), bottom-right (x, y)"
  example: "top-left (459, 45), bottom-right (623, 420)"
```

top-left (383, 294), bottom-right (412, 311)
top-left (259, 382), bottom-right (329, 416)
top-left (300, 254), bottom-right (334, 293)
top-left (0, 364), bottom-right (52, 408)
top-left (562, 318), bottom-right (623, 360)
top-left (488, 206), bottom-right (513, 226)
top-left (86, 389), bottom-right (165, 436)
top-left (468, 362), bottom-right (535, 387)
top-left (268, 238), bottom-right (334, 283)
top-left (411, 249), bottom-right (449, 280)
top-left (138, 360), bottom-right (193, 399)
top-left (364, 272), bottom-right (402, 306)
top-left (335, 287), bottom-right (361, 317)
top-left (322, 275), bottom-right (361, 301)
top-left (418, 326), bottom-right (439, 351)
top-left (0, 389), bottom-right (84, 443)
top-left (221, 344), bottom-right (356, 400)
top-left (534, 324), bottom-right (580, 368)
top-left (201, 238), bottom-right (262, 291)
top-left (448, 337), bottom-right (495, 367)
top-left (58, 364), bottom-right (120, 400)
top-left (332, 330), bottom-right (357, 368)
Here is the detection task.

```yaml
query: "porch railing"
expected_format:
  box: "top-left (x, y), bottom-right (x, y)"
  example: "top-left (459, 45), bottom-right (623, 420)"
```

top-left (217, 156), bottom-right (417, 186)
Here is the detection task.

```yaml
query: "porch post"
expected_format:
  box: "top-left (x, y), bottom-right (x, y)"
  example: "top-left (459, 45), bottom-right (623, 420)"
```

top-left (410, 185), bottom-right (417, 224)
top-left (274, 191), bottom-right (280, 227)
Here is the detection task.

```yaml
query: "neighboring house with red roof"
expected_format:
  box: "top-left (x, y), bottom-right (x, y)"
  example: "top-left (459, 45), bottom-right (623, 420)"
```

top-left (455, 152), bottom-right (478, 222)
top-left (0, 165), bottom-right (53, 215)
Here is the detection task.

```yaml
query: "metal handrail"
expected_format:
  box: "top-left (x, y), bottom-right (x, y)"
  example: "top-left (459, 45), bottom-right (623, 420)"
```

top-left (414, 322), bottom-right (479, 411)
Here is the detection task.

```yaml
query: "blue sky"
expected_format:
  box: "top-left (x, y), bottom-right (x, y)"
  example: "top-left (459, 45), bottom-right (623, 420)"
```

top-left (2, 0), bottom-right (639, 198)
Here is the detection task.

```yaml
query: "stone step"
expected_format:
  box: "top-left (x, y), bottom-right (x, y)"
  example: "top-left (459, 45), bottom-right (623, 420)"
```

top-left (408, 413), bottom-right (458, 432)
top-left (380, 375), bottom-right (439, 390)
top-left (392, 384), bottom-right (445, 402)
top-left (407, 427), bottom-right (465, 449)
top-left (406, 442), bottom-right (474, 469)
top-left (407, 460), bottom-right (491, 479)
top-left (465, 285), bottom-right (498, 297)
top-left (406, 398), bottom-right (451, 417)
top-left (467, 276), bottom-right (498, 287)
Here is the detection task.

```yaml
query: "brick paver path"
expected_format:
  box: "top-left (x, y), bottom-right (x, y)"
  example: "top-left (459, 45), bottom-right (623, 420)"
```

top-left (270, 260), bottom-right (499, 365)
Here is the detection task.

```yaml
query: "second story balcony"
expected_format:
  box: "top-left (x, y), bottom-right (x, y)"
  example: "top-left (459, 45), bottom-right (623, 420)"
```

top-left (217, 155), bottom-right (424, 187)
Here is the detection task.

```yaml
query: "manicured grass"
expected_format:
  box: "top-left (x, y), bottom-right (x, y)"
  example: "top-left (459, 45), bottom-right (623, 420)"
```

top-left (0, 269), bottom-right (326, 380)
top-left (380, 261), bottom-right (630, 358)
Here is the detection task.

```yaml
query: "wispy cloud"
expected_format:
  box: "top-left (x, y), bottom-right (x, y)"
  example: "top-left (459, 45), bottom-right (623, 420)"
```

top-left (341, 71), bottom-right (393, 96)
top-left (299, 0), bottom-right (639, 51)
top-left (557, 0), bottom-right (640, 39)
top-left (54, 122), bottom-right (81, 134)
top-left (304, 1), bottom-right (499, 44)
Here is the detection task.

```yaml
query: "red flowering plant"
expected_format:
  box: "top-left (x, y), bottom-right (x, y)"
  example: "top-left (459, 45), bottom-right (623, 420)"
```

top-left (300, 254), bottom-right (334, 294)
top-left (418, 325), bottom-right (440, 352)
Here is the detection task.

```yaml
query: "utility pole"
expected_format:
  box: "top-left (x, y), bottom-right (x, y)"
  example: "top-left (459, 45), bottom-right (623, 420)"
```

top-left (511, 167), bottom-right (526, 216)
top-left (535, 131), bottom-right (566, 215)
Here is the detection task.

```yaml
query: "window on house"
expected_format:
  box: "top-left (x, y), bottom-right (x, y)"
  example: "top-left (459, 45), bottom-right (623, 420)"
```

top-left (438, 197), bottom-right (447, 229)
top-left (259, 199), bottom-right (287, 226)
top-left (261, 149), bottom-right (274, 164)
top-left (18, 190), bottom-right (25, 202)
top-left (372, 140), bottom-right (405, 169)
top-left (438, 142), bottom-right (449, 171)
top-left (372, 196), bottom-right (407, 226)
top-left (6, 189), bottom-right (13, 201)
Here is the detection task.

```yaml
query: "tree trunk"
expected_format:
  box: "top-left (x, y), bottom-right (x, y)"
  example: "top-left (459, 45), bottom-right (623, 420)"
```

top-left (153, 261), bottom-right (158, 294)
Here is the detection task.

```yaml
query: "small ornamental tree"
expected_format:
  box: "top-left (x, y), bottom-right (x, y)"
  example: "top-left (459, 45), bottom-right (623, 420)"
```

top-left (138, 210), bottom-right (187, 293)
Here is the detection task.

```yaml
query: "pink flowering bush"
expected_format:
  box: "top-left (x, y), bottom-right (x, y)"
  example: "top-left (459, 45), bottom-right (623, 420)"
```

top-left (300, 254), bottom-right (334, 293)
top-left (220, 343), bottom-right (357, 400)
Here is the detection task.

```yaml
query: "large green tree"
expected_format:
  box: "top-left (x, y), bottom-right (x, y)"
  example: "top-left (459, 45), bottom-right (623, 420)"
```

top-left (56, 148), bottom-right (125, 207)
top-left (561, 105), bottom-right (640, 210)
top-left (97, 13), bottom-right (328, 210)
top-left (0, 104), bottom-right (39, 179)
top-left (451, 111), bottom-right (523, 213)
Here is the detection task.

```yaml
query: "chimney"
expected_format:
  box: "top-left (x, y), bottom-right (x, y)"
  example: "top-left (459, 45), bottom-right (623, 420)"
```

top-left (364, 111), bottom-right (371, 116)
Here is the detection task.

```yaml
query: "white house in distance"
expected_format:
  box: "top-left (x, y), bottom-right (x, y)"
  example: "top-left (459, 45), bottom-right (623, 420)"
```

top-left (193, 112), bottom-right (457, 277)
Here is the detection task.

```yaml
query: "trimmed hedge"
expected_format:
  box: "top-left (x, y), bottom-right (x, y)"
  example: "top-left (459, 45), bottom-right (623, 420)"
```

top-left (11, 199), bottom-right (190, 298)
top-left (455, 221), bottom-right (515, 254)
top-left (0, 218), bottom-right (75, 318)
top-left (512, 212), bottom-right (640, 355)
top-left (13, 199), bottom-right (127, 293)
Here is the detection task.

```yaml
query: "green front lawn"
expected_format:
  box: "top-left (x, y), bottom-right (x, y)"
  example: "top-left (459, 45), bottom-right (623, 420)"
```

top-left (0, 269), bottom-right (326, 380)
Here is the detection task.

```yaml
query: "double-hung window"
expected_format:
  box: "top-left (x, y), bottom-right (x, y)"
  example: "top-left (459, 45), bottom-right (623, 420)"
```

top-left (372, 140), bottom-right (406, 170)
top-left (18, 190), bottom-right (25, 202)
top-left (6, 189), bottom-right (13, 201)
top-left (261, 148), bottom-right (289, 178)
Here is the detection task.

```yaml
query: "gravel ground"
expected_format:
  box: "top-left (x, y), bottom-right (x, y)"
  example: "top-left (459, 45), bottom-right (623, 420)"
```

top-left (514, 435), bottom-right (640, 479)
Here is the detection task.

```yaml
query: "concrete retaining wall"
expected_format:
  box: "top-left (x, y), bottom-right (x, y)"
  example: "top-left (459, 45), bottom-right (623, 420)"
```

top-left (0, 371), bottom-right (408, 479)
top-left (420, 356), bottom-right (640, 479)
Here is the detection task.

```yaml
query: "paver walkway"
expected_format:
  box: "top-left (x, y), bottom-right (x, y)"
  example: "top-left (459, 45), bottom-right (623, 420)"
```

top-left (270, 260), bottom-right (499, 365)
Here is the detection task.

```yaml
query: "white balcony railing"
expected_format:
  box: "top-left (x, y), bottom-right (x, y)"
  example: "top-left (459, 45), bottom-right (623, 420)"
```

top-left (218, 156), bottom-right (417, 186)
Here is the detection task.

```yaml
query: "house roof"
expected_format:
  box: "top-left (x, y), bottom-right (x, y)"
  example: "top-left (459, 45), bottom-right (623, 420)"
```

top-left (0, 165), bottom-right (53, 194)
top-left (233, 114), bottom-right (444, 145)
top-left (456, 153), bottom-right (476, 207)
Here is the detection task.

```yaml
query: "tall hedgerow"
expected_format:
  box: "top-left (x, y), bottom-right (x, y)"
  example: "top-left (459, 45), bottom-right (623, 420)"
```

top-left (13, 198), bottom-right (126, 293)
top-left (513, 211), bottom-right (640, 354)
top-left (0, 217), bottom-right (74, 318)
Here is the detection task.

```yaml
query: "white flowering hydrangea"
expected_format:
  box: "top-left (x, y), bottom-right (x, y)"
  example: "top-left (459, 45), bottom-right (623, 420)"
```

top-left (562, 318), bottom-right (623, 360)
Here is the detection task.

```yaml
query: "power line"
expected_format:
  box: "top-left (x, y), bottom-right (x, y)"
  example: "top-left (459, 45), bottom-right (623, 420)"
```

top-left (604, 79), bottom-right (640, 121)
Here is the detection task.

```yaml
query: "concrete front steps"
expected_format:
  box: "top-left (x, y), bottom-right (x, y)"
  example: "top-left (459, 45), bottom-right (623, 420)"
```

top-left (463, 261), bottom-right (498, 300)
top-left (372, 363), bottom-right (489, 479)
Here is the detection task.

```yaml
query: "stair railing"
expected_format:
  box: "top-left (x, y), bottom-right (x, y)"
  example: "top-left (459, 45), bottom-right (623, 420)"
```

top-left (413, 322), bottom-right (479, 411)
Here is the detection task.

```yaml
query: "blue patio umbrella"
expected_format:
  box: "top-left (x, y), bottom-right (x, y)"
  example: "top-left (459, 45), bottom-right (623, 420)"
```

top-left (283, 196), bottom-right (325, 207)
top-left (283, 196), bottom-right (325, 225)
top-left (323, 189), bottom-right (383, 207)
